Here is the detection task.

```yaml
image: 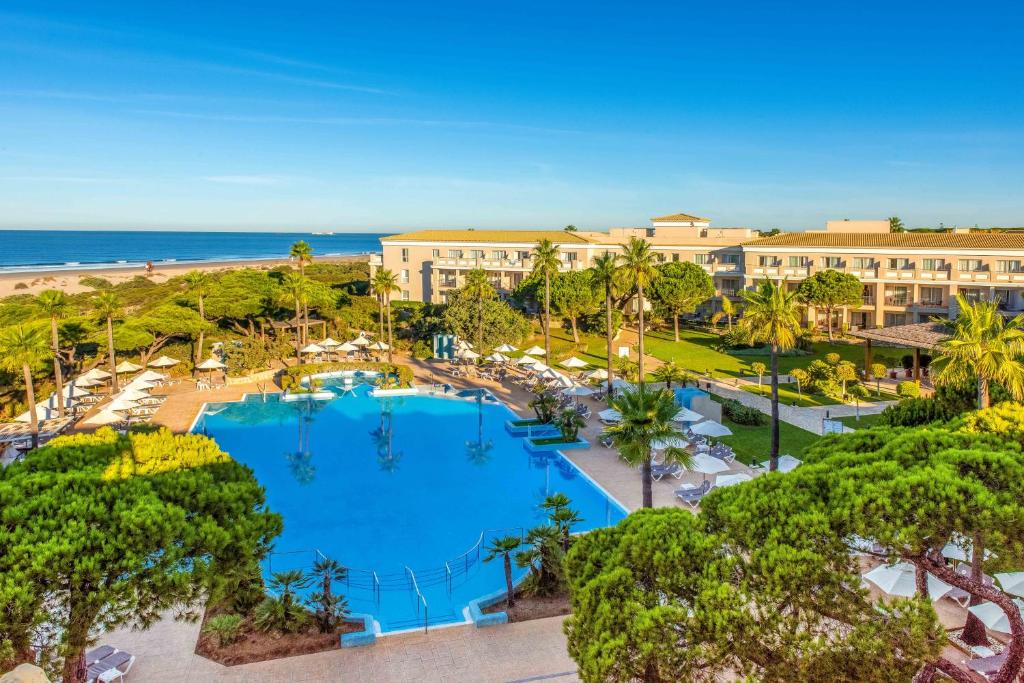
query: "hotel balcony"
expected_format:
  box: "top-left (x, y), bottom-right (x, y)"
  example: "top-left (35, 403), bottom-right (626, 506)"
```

top-left (912, 300), bottom-right (946, 309)
top-left (956, 270), bottom-right (991, 282)
top-left (859, 296), bottom-right (875, 306)
top-left (369, 253), bottom-right (383, 267)
top-left (994, 272), bottom-right (1024, 283)
top-left (884, 296), bottom-right (910, 306)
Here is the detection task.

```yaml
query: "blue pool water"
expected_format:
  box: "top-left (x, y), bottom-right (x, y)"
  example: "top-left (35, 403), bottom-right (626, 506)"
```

top-left (195, 380), bottom-right (627, 632)
top-left (675, 386), bottom-right (709, 408)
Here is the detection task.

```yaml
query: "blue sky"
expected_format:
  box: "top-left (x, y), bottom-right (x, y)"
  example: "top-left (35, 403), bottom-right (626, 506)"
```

top-left (1, 1), bottom-right (1022, 232)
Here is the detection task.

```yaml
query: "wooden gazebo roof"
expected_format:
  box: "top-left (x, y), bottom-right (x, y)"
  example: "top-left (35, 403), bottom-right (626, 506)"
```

top-left (850, 321), bottom-right (949, 350)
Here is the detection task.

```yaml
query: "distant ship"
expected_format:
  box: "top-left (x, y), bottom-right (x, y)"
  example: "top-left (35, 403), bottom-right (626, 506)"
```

top-left (311, 231), bottom-right (335, 236)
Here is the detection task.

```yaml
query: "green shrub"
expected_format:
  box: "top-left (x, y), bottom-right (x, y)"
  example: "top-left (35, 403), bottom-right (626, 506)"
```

top-left (204, 614), bottom-right (244, 647)
top-left (721, 398), bottom-right (765, 426)
top-left (897, 381), bottom-right (920, 398)
top-left (223, 338), bottom-right (274, 376)
top-left (12, 282), bottom-right (27, 290)
top-left (410, 340), bottom-right (433, 359)
top-left (281, 361), bottom-right (414, 390)
top-left (578, 309), bottom-right (623, 335)
top-left (78, 276), bottom-right (112, 289)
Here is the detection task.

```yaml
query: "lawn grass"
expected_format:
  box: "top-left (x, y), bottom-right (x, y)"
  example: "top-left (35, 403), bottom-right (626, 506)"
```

top-left (740, 382), bottom-right (840, 408)
top-left (713, 412), bottom-right (822, 466)
top-left (839, 413), bottom-right (886, 429)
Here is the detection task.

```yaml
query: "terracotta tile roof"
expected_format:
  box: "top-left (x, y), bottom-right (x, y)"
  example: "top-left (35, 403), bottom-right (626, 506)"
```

top-left (650, 212), bottom-right (710, 222)
top-left (744, 232), bottom-right (1024, 250)
top-left (381, 230), bottom-right (595, 244)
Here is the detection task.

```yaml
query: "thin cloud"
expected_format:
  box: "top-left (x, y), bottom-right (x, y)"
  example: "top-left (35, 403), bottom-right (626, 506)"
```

top-left (201, 175), bottom-right (287, 186)
top-left (0, 175), bottom-right (128, 183)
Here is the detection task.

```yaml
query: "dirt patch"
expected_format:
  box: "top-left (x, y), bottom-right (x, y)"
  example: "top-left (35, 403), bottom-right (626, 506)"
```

top-left (482, 591), bottom-right (570, 623)
top-left (195, 608), bottom-right (362, 666)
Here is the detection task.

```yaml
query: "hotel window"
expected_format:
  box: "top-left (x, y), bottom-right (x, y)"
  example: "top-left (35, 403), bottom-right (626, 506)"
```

top-left (671, 253), bottom-right (679, 262)
top-left (517, 250), bottom-right (531, 261)
top-left (491, 250), bottom-right (507, 260)
top-left (431, 249), bottom-right (440, 258)
top-left (888, 258), bottom-right (911, 270)
top-left (562, 251), bottom-right (578, 261)
top-left (998, 260), bottom-right (1022, 273)
top-left (821, 256), bottom-right (842, 268)
top-left (758, 256), bottom-right (777, 267)
top-left (959, 259), bottom-right (984, 272)
top-left (694, 253), bottom-right (711, 265)
top-left (922, 258), bottom-right (946, 271)
top-left (448, 249), bottom-right (463, 259)
top-left (961, 288), bottom-right (984, 303)
top-left (401, 248), bottom-right (409, 263)
top-left (788, 256), bottom-right (810, 267)
top-left (400, 269), bottom-right (409, 284)
top-left (656, 253), bottom-right (666, 262)
top-left (887, 286), bottom-right (909, 305)
top-left (401, 291), bottom-right (410, 301)
top-left (852, 257), bottom-right (874, 269)
top-left (469, 249), bottom-right (484, 259)
top-left (884, 313), bottom-right (907, 326)
top-left (920, 286), bottom-right (943, 305)
top-left (720, 253), bottom-right (740, 265)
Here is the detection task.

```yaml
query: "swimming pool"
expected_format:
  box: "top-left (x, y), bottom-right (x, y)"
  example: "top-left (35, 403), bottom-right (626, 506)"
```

top-left (195, 378), bottom-right (627, 633)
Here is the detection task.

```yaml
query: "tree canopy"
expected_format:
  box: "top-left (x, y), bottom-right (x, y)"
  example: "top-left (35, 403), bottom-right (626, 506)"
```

top-left (0, 427), bottom-right (281, 681)
top-left (650, 262), bottom-right (714, 341)
top-left (441, 288), bottom-right (531, 349)
top-left (550, 270), bottom-right (599, 342)
top-left (796, 270), bottom-right (862, 341)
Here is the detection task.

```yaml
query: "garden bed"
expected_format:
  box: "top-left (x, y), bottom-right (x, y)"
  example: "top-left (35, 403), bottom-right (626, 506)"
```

top-left (195, 607), bottom-right (361, 666)
top-left (524, 436), bottom-right (590, 452)
top-left (481, 591), bottom-right (571, 624)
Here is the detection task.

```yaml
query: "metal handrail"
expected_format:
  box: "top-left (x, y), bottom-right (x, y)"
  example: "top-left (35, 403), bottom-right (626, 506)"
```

top-left (405, 566), bottom-right (429, 633)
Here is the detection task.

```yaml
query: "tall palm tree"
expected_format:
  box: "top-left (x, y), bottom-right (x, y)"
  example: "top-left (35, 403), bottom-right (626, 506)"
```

top-left (463, 269), bottom-right (495, 353)
top-left (0, 326), bottom-right (51, 448)
top-left (618, 238), bottom-right (660, 388)
top-left (280, 273), bottom-right (309, 360)
top-left (34, 290), bottom-right (70, 418)
top-left (739, 280), bottom-right (802, 471)
top-left (711, 295), bottom-right (738, 330)
top-left (591, 252), bottom-right (619, 397)
top-left (290, 241), bottom-right (314, 344)
top-left (484, 535), bottom-right (522, 609)
top-left (531, 239), bottom-right (561, 360)
top-left (603, 387), bottom-right (692, 508)
top-left (184, 270), bottom-right (210, 365)
top-left (934, 294), bottom-right (1024, 409)
top-left (93, 292), bottom-right (121, 391)
top-left (371, 269), bottom-right (401, 364)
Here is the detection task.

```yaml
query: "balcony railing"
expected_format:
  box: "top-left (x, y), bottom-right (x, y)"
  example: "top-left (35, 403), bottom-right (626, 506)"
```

top-left (884, 296), bottom-right (910, 306)
top-left (914, 300), bottom-right (945, 308)
top-left (860, 296), bottom-right (875, 306)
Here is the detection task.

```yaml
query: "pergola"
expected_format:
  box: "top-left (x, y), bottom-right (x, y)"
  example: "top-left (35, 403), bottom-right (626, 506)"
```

top-left (850, 321), bottom-right (950, 381)
top-left (266, 317), bottom-right (328, 342)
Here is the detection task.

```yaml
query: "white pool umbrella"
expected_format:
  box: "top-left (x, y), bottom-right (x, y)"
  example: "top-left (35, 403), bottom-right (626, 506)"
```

top-left (942, 533), bottom-right (995, 563)
top-left (560, 356), bottom-right (589, 369)
top-left (652, 436), bottom-right (689, 451)
top-left (16, 395), bottom-right (78, 422)
top-left (197, 358), bottom-right (227, 370)
top-left (759, 454), bottom-right (802, 472)
top-left (611, 377), bottom-right (634, 392)
top-left (538, 368), bottom-right (560, 380)
top-left (494, 343), bottom-right (518, 353)
top-left (135, 370), bottom-right (167, 383)
top-left (148, 355), bottom-right (180, 368)
top-left (584, 368), bottom-right (609, 381)
top-left (349, 335), bottom-right (371, 347)
top-left (336, 342), bottom-right (359, 353)
top-left (459, 349), bottom-right (481, 360)
top-left (524, 345), bottom-right (546, 356)
top-left (83, 410), bottom-right (125, 426)
top-left (72, 376), bottom-right (103, 388)
top-left (115, 360), bottom-right (143, 373)
top-left (530, 362), bottom-right (551, 373)
top-left (689, 452), bottom-right (730, 474)
top-left (562, 386), bottom-right (595, 397)
top-left (691, 420), bottom-right (732, 437)
top-left (598, 408), bottom-right (622, 422)
top-left (107, 398), bottom-right (139, 413)
top-left (968, 599), bottom-right (1024, 633)
top-left (81, 367), bottom-right (112, 381)
top-left (320, 337), bottom-right (341, 348)
top-left (125, 379), bottom-right (155, 391)
top-left (368, 341), bottom-right (390, 351)
top-left (301, 343), bottom-right (325, 355)
top-left (59, 382), bottom-right (92, 398)
top-left (551, 375), bottom-right (575, 388)
top-left (863, 563), bottom-right (952, 601)
top-left (516, 355), bottom-right (540, 366)
top-left (672, 407), bottom-right (703, 422)
top-left (485, 352), bottom-right (511, 363)
top-left (715, 472), bottom-right (753, 488)
top-left (996, 572), bottom-right (1024, 598)
top-left (456, 339), bottom-right (473, 350)
top-left (117, 388), bottom-right (151, 402)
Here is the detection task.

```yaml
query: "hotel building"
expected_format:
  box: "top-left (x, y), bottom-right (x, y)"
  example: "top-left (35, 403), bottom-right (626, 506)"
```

top-left (372, 214), bottom-right (1024, 329)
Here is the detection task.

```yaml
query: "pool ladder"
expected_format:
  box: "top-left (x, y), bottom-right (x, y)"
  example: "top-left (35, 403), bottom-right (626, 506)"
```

top-left (405, 565), bottom-right (429, 633)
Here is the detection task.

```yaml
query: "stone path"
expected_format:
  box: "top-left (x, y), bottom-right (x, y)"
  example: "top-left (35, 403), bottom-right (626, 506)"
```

top-left (700, 377), bottom-right (895, 435)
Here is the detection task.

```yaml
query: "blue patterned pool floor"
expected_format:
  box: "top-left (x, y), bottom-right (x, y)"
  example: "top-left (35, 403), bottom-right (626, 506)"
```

top-left (196, 381), bottom-right (626, 632)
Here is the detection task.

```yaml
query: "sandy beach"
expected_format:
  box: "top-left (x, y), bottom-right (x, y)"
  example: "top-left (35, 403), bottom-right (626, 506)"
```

top-left (0, 254), bottom-right (370, 298)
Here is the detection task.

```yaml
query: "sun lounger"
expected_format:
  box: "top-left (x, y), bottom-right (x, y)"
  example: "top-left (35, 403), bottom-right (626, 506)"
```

top-left (87, 650), bottom-right (135, 683)
top-left (675, 480), bottom-right (712, 508)
top-left (651, 462), bottom-right (684, 480)
top-left (85, 646), bottom-right (115, 665)
top-left (966, 653), bottom-right (1007, 681)
top-left (600, 435), bottom-right (614, 448)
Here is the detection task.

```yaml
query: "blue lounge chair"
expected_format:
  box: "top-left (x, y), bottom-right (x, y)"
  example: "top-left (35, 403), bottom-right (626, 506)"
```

top-left (674, 480), bottom-right (712, 508)
top-left (651, 462), bottom-right (683, 480)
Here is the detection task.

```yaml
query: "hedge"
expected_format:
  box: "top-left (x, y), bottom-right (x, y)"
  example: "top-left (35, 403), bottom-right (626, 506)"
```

top-left (280, 361), bottom-right (415, 390)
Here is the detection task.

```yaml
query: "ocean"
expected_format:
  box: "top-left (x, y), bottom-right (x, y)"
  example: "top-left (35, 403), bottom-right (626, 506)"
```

top-left (0, 230), bottom-right (386, 273)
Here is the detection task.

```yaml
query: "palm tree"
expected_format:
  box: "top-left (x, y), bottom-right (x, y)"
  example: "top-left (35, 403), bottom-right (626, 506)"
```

top-left (290, 241), bottom-right (314, 344)
top-left (484, 535), bottom-right (522, 609)
top-left (184, 270), bottom-right (210, 364)
top-left (618, 238), bottom-right (660, 388)
top-left (531, 239), bottom-right (561, 360)
top-left (542, 493), bottom-right (582, 551)
top-left (465, 393), bottom-right (493, 465)
top-left (0, 326), bottom-right (51, 448)
top-left (739, 280), bottom-right (802, 471)
top-left (933, 294), bottom-right (1024, 409)
top-left (93, 292), bottom-right (121, 391)
top-left (711, 295), bottom-right (738, 330)
top-left (592, 253), bottom-right (619, 397)
top-left (603, 387), bottom-right (692, 508)
top-left (308, 556), bottom-right (348, 632)
top-left (650, 360), bottom-right (688, 388)
top-left (371, 269), bottom-right (401, 364)
top-left (34, 290), bottom-right (70, 418)
top-left (462, 269), bottom-right (495, 353)
top-left (280, 273), bottom-right (309, 360)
